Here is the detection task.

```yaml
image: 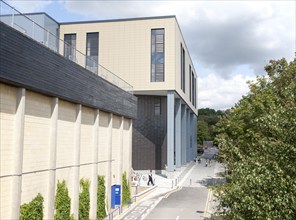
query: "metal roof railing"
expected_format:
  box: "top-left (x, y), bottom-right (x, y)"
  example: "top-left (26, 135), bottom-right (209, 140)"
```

top-left (0, 0), bottom-right (133, 94)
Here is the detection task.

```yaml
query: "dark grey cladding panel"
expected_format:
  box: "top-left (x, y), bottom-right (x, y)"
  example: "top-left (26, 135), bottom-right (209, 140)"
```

top-left (132, 95), bottom-right (167, 170)
top-left (0, 22), bottom-right (137, 119)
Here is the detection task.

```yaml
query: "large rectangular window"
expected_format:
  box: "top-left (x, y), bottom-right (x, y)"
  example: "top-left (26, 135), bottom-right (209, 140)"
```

top-left (181, 44), bottom-right (185, 92)
top-left (64, 33), bottom-right (76, 62)
top-left (86, 32), bottom-right (99, 73)
top-left (151, 29), bottom-right (165, 82)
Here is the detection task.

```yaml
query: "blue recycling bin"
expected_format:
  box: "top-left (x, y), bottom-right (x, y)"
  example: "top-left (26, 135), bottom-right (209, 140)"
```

top-left (111, 185), bottom-right (121, 209)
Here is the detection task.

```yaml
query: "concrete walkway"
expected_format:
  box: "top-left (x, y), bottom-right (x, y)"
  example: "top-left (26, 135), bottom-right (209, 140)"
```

top-left (112, 158), bottom-right (225, 220)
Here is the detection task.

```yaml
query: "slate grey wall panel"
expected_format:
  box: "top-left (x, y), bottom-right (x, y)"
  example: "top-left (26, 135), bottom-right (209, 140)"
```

top-left (0, 22), bottom-right (137, 119)
top-left (132, 95), bottom-right (167, 170)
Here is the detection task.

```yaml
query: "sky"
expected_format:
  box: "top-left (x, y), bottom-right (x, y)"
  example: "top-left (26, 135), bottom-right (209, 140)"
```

top-left (4, 0), bottom-right (296, 110)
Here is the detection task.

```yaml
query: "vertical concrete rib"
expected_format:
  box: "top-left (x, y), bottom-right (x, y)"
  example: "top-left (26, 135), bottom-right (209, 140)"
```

top-left (128, 120), bottom-right (133, 181)
top-left (11, 88), bottom-right (25, 220)
top-left (175, 99), bottom-right (181, 168)
top-left (72, 104), bottom-right (81, 219)
top-left (119, 117), bottom-right (124, 203)
top-left (181, 104), bottom-right (186, 165)
top-left (186, 108), bottom-right (190, 162)
top-left (106, 113), bottom-right (113, 210)
top-left (46, 97), bottom-right (58, 220)
top-left (167, 91), bottom-right (175, 172)
top-left (90, 109), bottom-right (99, 220)
top-left (190, 112), bottom-right (194, 160)
top-left (193, 115), bottom-right (197, 159)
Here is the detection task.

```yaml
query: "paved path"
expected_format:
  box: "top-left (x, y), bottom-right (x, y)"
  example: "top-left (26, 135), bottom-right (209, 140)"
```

top-left (119, 148), bottom-right (225, 220)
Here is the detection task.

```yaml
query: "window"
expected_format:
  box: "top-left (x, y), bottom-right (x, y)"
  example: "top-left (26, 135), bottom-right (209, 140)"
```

top-left (86, 32), bottom-right (99, 73)
top-left (64, 34), bottom-right (76, 62)
top-left (154, 98), bottom-right (161, 115)
top-left (191, 70), bottom-right (194, 104)
top-left (151, 29), bottom-right (165, 82)
top-left (193, 76), bottom-right (197, 108)
top-left (189, 65), bottom-right (192, 101)
top-left (181, 44), bottom-right (185, 92)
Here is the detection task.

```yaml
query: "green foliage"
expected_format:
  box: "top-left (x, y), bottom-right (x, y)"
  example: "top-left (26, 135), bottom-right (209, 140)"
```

top-left (197, 108), bottom-right (224, 144)
top-left (79, 178), bottom-right (90, 220)
top-left (20, 193), bottom-right (44, 220)
top-left (55, 180), bottom-right (71, 220)
top-left (97, 175), bottom-right (107, 220)
top-left (214, 57), bottom-right (296, 219)
top-left (122, 171), bottom-right (131, 205)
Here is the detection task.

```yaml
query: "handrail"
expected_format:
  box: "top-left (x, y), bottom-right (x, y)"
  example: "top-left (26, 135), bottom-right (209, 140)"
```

top-left (0, 0), bottom-right (133, 94)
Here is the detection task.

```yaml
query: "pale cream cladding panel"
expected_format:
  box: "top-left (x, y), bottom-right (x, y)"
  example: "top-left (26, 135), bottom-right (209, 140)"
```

top-left (80, 106), bottom-right (94, 181)
top-left (122, 119), bottom-right (131, 178)
top-left (98, 111), bottom-right (110, 177)
top-left (23, 91), bottom-right (51, 173)
top-left (60, 17), bottom-right (177, 92)
top-left (111, 115), bottom-right (121, 185)
top-left (56, 100), bottom-right (76, 168)
top-left (0, 178), bottom-right (13, 218)
top-left (0, 83), bottom-right (16, 177)
top-left (80, 106), bottom-right (94, 165)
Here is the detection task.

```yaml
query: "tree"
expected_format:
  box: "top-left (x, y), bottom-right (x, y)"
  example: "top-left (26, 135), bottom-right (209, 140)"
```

top-left (197, 108), bottom-right (224, 144)
top-left (213, 57), bottom-right (296, 219)
top-left (197, 119), bottom-right (211, 144)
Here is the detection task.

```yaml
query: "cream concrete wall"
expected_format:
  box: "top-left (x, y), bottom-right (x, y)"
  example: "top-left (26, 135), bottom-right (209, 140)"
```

top-left (60, 17), bottom-right (198, 114)
top-left (0, 83), bottom-right (133, 219)
top-left (60, 18), bottom-right (176, 91)
top-left (111, 115), bottom-right (121, 186)
top-left (23, 91), bottom-right (51, 173)
top-left (0, 85), bottom-right (15, 220)
top-left (174, 22), bottom-right (198, 114)
top-left (98, 111), bottom-right (109, 177)
top-left (123, 119), bottom-right (132, 181)
top-left (0, 84), bottom-right (16, 177)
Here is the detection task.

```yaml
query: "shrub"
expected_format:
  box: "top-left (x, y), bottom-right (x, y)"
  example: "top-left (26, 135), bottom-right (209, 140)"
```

top-left (20, 193), bottom-right (44, 220)
top-left (79, 178), bottom-right (90, 220)
top-left (97, 175), bottom-right (107, 220)
top-left (122, 171), bottom-right (131, 205)
top-left (55, 180), bottom-right (71, 220)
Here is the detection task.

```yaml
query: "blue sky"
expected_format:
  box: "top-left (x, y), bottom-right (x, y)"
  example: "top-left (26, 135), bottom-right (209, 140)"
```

top-left (4, 0), bottom-right (296, 110)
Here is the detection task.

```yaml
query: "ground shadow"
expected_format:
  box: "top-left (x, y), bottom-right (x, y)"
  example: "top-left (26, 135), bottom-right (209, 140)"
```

top-left (196, 176), bottom-right (226, 187)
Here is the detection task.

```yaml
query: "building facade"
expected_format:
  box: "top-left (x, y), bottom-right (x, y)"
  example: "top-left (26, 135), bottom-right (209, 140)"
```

top-left (0, 8), bottom-right (136, 220)
top-left (59, 16), bottom-right (198, 172)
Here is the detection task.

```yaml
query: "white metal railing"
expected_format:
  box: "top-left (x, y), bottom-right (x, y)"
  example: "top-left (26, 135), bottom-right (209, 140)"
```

top-left (0, 0), bottom-right (133, 94)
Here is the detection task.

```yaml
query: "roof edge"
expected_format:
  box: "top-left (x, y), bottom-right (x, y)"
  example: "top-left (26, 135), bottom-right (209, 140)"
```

top-left (60, 15), bottom-right (176, 25)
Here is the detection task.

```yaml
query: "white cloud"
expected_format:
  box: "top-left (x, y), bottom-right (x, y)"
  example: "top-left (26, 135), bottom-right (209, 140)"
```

top-left (5, 0), bottom-right (54, 13)
top-left (3, 0), bottom-right (294, 110)
top-left (198, 74), bottom-right (255, 110)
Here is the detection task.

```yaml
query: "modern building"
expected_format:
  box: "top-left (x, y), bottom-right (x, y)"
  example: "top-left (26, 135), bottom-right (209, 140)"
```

top-left (59, 15), bottom-right (198, 173)
top-left (0, 2), bottom-right (198, 218)
top-left (0, 4), bottom-right (136, 219)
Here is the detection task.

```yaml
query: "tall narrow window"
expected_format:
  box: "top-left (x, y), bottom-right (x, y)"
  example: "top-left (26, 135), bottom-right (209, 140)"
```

top-left (64, 34), bottom-right (76, 62)
top-left (193, 77), bottom-right (197, 108)
top-left (189, 65), bottom-right (192, 101)
top-left (191, 71), bottom-right (194, 104)
top-left (86, 32), bottom-right (99, 73)
top-left (154, 97), bottom-right (161, 115)
top-left (181, 44), bottom-right (185, 92)
top-left (151, 29), bottom-right (165, 82)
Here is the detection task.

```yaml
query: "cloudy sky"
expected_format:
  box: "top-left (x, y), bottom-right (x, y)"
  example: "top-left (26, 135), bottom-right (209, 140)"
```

top-left (5, 0), bottom-right (296, 110)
